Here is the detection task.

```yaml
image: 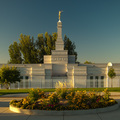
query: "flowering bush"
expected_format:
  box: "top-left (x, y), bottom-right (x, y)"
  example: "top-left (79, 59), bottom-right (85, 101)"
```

top-left (103, 88), bottom-right (110, 100)
top-left (10, 88), bottom-right (117, 110)
top-left (56, 88), bottom-right (68, 99)
top-left (55, 81), bottom-right (68, 99)
top-left (55, 81), bottom-right (75, 99)
top-left (48, 93), bottom-right (59, 104)
top-left (10, 88), bottom-right (45, 109)
top-left (28, 88), bottom-right (45, 102)
top-left (66, 90), bottom-right (75, 101)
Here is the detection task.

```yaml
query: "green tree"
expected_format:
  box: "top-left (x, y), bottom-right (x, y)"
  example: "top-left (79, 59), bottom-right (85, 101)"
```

top-left (64, 35), bottom-right (77, 61)
top-left (19, 34), bottom-right (38, 63)
top-left (0, 65), bottom-right (21, 89)
top-left (8, 42), bottom-right (22, 64)
top-left (36, 32), bottom-right (57, 63)
top-left (52, 32), bottom-right (57, 50)
top-left (108, 67), bottom-right (116, 87)
top-left (36, 33), bottom-right (46, 63)
top-left (8, 33), bottom-right (78, 63)
top-left (45, 32), bottom-right (52, 55)
top-left (84, 61), bottom-right (93, 64)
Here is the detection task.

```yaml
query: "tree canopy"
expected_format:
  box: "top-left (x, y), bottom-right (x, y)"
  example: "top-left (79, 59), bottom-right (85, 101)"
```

top-left (108, 67), bottom-right (116, 79)
top-left (8, 33), bottom-right (77, 63)
top-left (84, 61), bottom-right (93, 64)
top-left (108, 67), bottom-right (116, 87)
top-left (0, 65), bottom-right (21, 89)
top-left (8, 42), bottom-right (22, 64)
top-left (19, 34), bottom-right (38, 63)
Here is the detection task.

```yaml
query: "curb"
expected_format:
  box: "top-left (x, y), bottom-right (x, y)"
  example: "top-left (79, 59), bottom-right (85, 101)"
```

top-left (9, 104), bottom-right (119, 115)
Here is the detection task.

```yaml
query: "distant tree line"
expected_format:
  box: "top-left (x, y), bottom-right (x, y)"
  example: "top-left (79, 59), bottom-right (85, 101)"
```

top-left (84, 61), bottom-right (93, 64)
top-left (8, 33), bottom-right (77, 64)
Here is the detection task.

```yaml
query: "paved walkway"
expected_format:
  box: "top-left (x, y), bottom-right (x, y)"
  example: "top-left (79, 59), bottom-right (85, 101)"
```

top-left (0, 93), bottom-right (120, 120)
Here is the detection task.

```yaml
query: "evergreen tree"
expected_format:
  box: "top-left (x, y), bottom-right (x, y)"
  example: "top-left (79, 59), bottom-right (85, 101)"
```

top-left (36, 33), bottom-right (46, 63)
top-left (64, 35), bottom-right (77, 61)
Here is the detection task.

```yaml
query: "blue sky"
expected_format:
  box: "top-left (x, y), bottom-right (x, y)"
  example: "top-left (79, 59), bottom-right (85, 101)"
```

top-left (0, 0), bottom-right (120, 63)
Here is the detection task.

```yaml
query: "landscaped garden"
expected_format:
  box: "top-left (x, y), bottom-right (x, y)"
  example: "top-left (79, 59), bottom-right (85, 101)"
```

top-left (10, 82), bottom-right (117, 111)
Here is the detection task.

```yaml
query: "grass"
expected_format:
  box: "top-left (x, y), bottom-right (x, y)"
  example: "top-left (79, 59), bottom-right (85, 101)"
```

top-left (1, 87), bottom-right (120, 95)
top-left (0, 88), bottom-right (55, 95)
top-left (74, 87), bottom-right (120, 92)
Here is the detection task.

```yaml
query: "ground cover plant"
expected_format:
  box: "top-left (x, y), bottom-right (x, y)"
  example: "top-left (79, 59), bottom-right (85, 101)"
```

top-left (10, 82), bottom-right (117, 110)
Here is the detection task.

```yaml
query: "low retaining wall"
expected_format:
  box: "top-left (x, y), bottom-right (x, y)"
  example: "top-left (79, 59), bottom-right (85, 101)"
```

top-left (9, 104), bottom-right (119, 115)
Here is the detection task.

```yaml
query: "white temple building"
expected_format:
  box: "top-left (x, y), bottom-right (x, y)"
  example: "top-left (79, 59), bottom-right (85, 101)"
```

top-left (0, 16), bottom-right (120, 89)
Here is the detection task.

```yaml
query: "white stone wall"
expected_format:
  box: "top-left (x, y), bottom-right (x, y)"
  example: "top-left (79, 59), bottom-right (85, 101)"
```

top-left (74, 76), bottom-right (87, 88)
top-left (44, 55), bottom-right (51, 64)
top-left (52, 64), bottom-right (67, 76)
top-left (51, 50), bottom-right (68, 64)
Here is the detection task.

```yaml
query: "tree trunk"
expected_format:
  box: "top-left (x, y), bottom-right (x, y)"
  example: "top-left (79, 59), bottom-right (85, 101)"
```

top-left (111, 79), bottom-right (113, 88)
top-left (4, 83), bottom-right (10, 89)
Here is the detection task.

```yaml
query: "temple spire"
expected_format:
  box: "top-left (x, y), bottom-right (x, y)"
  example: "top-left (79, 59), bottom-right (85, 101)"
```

top-left (55, 11), bottom-right (64, 50)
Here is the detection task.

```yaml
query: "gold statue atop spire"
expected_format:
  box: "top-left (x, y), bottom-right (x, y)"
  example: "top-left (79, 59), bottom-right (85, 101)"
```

top-left (59, 11), bottom-right (63, 21)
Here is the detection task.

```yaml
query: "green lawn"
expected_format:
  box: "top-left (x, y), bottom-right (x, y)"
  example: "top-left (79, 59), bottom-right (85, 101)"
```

top-left (0, 88), bottom-right (55, 95)
top-left (74, 87), bottom-right (120, 92)
top-left (0, 87), bottom-right (120, 95)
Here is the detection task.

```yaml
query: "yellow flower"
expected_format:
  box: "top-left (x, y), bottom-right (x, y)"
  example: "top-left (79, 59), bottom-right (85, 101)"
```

top-left (109, 100), bottom-right (115, 103)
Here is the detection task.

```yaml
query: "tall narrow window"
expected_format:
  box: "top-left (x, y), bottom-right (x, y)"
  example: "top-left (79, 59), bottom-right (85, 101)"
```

top-left (20, 76), bottom-right (23, 79)
top-left (101, 76), bottom-right (104, 79)
top-left (90, 76), bottom-right (93, 79)
top-left (25, 76), bottom-right (29, 88)
top-left (90, 76), bottom-right (93, 88)
top-left (95, 76), bottom-right (98, 88)
top-left (101, 76), bottom-right (104, 88)
top-left (95, 76), bottom-right (99, 79)
top-left (25, 76), bottom-right (29, 79)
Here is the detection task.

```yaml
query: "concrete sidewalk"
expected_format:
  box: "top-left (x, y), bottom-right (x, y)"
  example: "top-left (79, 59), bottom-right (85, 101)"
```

top-left (0, 94), bottom-right (120, 120)
top-left (0, 93), bottom-right (28, 98)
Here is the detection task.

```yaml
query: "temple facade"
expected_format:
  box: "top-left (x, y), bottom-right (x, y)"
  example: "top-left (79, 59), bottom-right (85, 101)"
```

top-left (0, 18), bottom-right (120, 89)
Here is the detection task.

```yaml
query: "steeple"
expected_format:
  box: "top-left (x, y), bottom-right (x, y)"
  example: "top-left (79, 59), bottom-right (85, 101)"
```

top-left (55, 11), bottom-right (64, 50)
top-left (44, 11), bottom-right (75, 65)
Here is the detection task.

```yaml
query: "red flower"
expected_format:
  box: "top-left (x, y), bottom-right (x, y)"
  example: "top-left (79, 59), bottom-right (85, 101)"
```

top-left (48, 104), bottom-right (54, 107)
top-left (96, 99), bottom-right (100, 102)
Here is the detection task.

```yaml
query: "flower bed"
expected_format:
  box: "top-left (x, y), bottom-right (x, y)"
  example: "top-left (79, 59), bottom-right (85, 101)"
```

top-left (10, 87), bottom-right (117, 111)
